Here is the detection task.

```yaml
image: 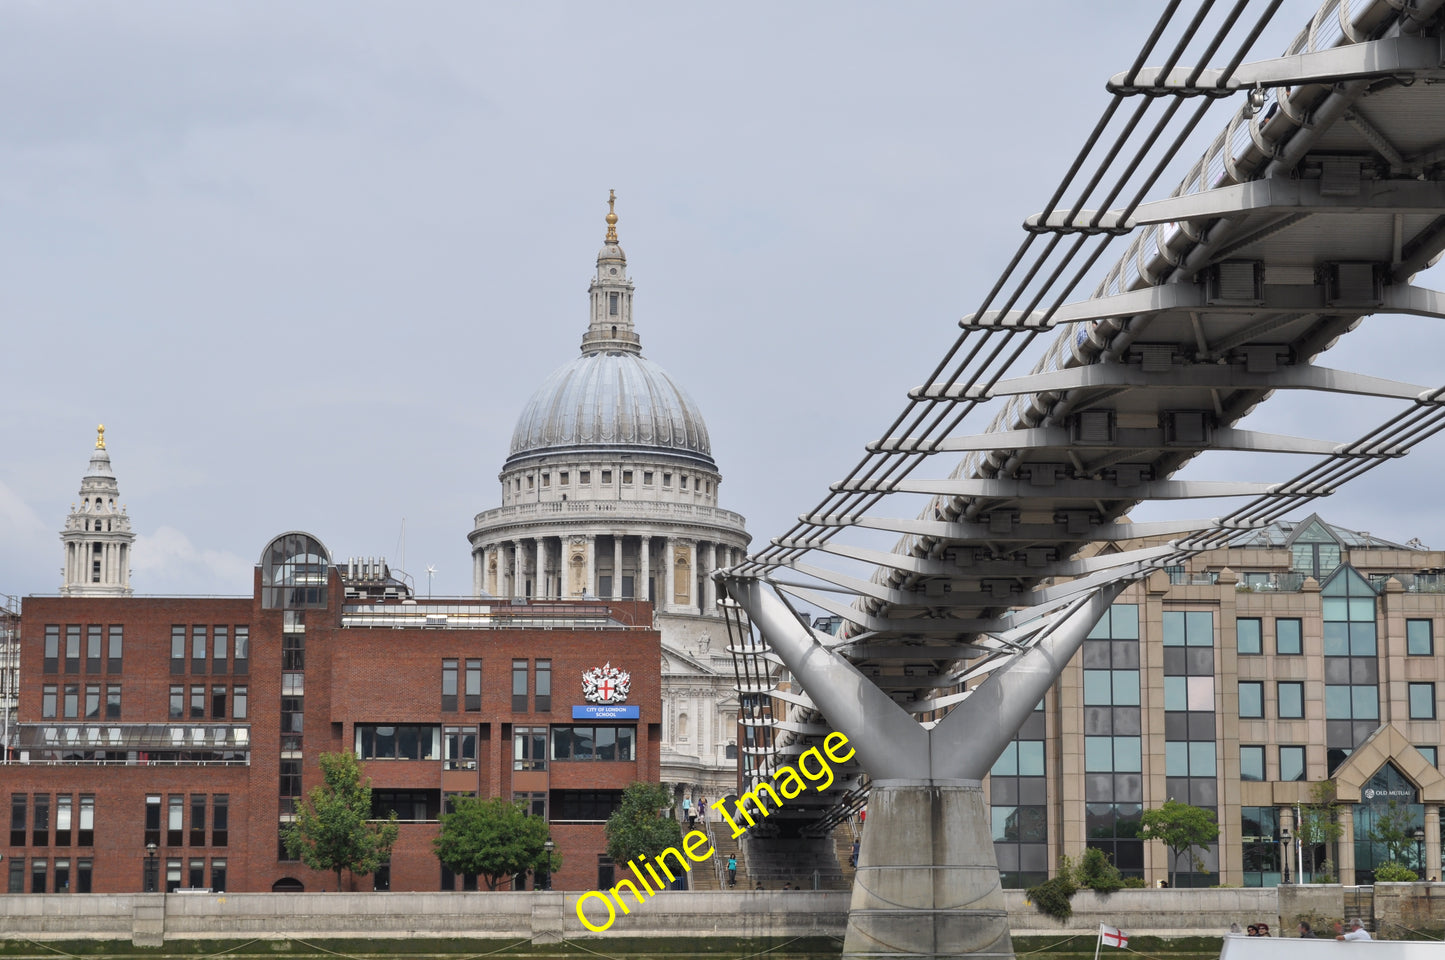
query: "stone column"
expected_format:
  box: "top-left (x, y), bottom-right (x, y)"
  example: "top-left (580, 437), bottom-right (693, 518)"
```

top-left (585, 535), bottom-right (596, 598)
top-left (513, 541), bottom-right (524, 599)
top-left (704, 542), bottom-right (717, 611)
top-left (1426, 805), bottom-right (1440, 881)
top-left (613, 535), bottom-right (624, 600)
top-left (472, 549), bottom-right (482, 596)
top-left (536, 538), bottom-right (547, 599)
top-left (487, 546), bottom-right (499, 597)
top-left (640, 536), bottom-right (651, 605)
top-left (1337, 805), bottom-right (1355, 885)
top-left (663, 539), bottom-right (675, 614)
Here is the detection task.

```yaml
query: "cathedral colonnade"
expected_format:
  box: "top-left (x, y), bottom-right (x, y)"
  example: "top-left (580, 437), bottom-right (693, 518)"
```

top-left (474, 533), bottom-right (745, 610)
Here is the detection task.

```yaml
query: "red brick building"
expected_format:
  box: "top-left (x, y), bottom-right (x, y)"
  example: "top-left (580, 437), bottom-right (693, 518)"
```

top-left (5, 531), bottom-right (661, 894)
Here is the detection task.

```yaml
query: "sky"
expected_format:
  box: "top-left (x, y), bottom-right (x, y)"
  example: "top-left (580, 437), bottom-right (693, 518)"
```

top-left (4, 0), bottom-right (1445, 602)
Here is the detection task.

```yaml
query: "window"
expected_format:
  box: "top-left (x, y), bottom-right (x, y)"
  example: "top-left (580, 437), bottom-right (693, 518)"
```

top-left (560, 471), bottom-right (569, 486)
top-left (279, 759), bottom-right (302, 804)
top-left (549, 790), bottom-right (623, 821)
top-left (535, 659), bottom-right (551, 712)
top-left (165, 859), bottom-right (181, 893)
top-left (1409, 683), bottom-right (1436, 719)
top-left (33, 795), bottom-right (49, 847)
top-left (1084, 736), bottom-right (1142, 772)
top-left (550, 725), bottom-right (637, 761)
top-left (444, 727), bottom-right (477, 770)
top-left (169, 685), bottom-right (184, 720)
top-left (1165, 740), bottom-right (1216, 777)
top-left (622, 469), bottom-right (633, 484)
top-left (8, 858), bottom-right (23, 893)
top-left (106, 684), bottom-right (121, 719)
top-left (608, 292), bottom-right (619, 316)
top-left (1236, 619), bottom-right (1262, 655)
top-left (281, 696), bottom-right (303, 734)
top-left (210, 858), bottom-right (227, 892)
top-left (1083, 670), bottom-right (1141, 706)
top-left (44, 625), bottom-right (58, 673)
top-left (42, 685), bottom-right (57, 719)
top-left (355, 725), bottom-right (442, 760)
top-left (233, 686), bottom-right (248, 720)
top-left (1419, 746), bottom-right (1438, 768)
top-left (1408, 619), bottom-right (1434, 656)
top-left (78, 796), bottom-right (94, 847)
top-left (167, 795), bottom-right (183, 847)
top-left (86, 626), bottom-right (102, 673)
top-left (65, 625), bottom-right (80, 673)
top-left (233, 627), bottom-right (249, 674)
top-left (601, 470), bottom-right (612, 484)
top-left (281, 633), bottom-right (304, 670)
top-left (370, 790), bottom-right (440, 822)
top-left (1240, 746), bottom-right (1265, 782)
top-left (514, 727), bottom-right (548, 771)
top-left (107, 625), bottom-right (123, 673)
top-left (1279, 746), bottom-right (1305, 782)
top-left (990, 740), bottom-right (1046, 777)
top-left (1325, 685), bottom-right (1378, 720)
top-left (643, 471), bottom-right (653, 484)
top-left (76, 859), bottom-right (92, 893)
top-left (464, 660), bottom-right (481, 712)
top-left (11, 794), bottom-right (26, 846)
top-left (680, 476), bottom-right (688, 490)
top-left (663, 473), bottom-right (672, 487)
top-left (171, 626), bottom-right (185, 675)
top-left (190, 795), bottom-right (206, 846)
top-left (32, 858), bottom-right (47, 893)
top-left (1238, 681), bottom-right (1264, 718)
top-left (1277, 682), bottom-right (1305, 718)
top-left (190, 685), bottom-right (205, 719)
top-left (46, 797), bottom-right (66, 849)
top-left (441, 660), bottom-right (458, 712)
top-left (63, 684), bottom-right (78, 719)
top-left (1276, 618), bottom-right (1302, 655)
top-left (145, 796), bottom-right (161, 847)
top-left (541, 473), bottom-right (550, 487)
top-left (514, 792), bottom-right (546, 819)
top-left (1162, 610), bottom-right (1214, 646)
top-left (191, 626), bottom-right (207, 674)
top-left (212, 626), bottom-right (228, 675)
top-left (84, 685), bottom-right (100, 719)
top-left (212, 796), bottom-right (228, 847)
top-left (512, 660), bottom-right (529, 712)
top-left (189, 858), bottom-right (205, 889)
top-left (211, 685), bottom-right (227, 719)
top-left (580, 470), bottom-right (591, 483)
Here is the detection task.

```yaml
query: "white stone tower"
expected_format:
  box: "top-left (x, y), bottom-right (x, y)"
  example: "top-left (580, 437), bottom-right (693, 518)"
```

top-left (60, 425), bottom-right (134, 597)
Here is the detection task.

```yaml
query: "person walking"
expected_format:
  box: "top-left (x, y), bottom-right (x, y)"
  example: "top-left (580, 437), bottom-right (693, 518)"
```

top-left (682, 796), bottom-right (692, 826)
top-left (727, 855), bottom-right (737, 887)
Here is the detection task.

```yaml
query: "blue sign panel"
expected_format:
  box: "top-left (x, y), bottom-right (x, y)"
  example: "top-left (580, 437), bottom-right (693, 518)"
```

top-left (573, 704), bottom-right (640, 720)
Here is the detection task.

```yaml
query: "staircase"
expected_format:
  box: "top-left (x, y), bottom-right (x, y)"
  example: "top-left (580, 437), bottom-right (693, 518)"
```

top-left (713, 828), bottom-right (751, 889)
top-left (740, 832), bottom-right (848, 890)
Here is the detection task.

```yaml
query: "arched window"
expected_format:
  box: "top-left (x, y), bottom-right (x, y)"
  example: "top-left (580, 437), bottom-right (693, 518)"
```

top-left (676, 713), bottom-right (689, 739)
top-left (725, 743), bottom-right (737, 760)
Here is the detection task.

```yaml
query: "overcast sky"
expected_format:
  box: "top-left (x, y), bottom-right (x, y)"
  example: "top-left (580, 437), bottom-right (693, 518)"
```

top-left (4, 1), bottom-right (1444, 602)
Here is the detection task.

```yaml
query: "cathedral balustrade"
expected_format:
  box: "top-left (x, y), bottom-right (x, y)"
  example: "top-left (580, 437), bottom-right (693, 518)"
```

top-left (473, 498), bottom-right (746, 531)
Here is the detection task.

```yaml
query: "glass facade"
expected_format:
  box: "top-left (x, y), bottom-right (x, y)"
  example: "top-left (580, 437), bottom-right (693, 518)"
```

top-left (1080, 603), bottom-right (1143, 880)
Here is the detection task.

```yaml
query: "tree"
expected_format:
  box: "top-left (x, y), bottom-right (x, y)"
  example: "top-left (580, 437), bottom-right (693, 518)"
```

top-left (1367, 798), bottom-right (1420, 874)
top-left (1296, 780), bottom-right (1344, 880)
top-left (432, 795), bottom-right (558, 891)
top-left (282, 752), bottom-right (398, 891)
top-left (1138, 799), bottom-right (1218, 888)
top-left (605, 782), bottom-right (683, 868)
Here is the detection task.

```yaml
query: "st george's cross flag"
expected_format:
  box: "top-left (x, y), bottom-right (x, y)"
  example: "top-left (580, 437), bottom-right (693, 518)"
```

top-left (1100, 924), bottom-right (1129, 949)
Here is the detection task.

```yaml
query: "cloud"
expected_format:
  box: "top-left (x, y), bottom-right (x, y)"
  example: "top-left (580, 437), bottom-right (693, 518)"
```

top-left (131, 527), bottom-right (252, 595)
top-left (0, 480), bottom-right (56, 596)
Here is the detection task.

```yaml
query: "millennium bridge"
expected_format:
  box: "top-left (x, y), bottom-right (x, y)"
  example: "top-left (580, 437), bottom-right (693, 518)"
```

top-left (718, 1), bottom-right (1445, 957)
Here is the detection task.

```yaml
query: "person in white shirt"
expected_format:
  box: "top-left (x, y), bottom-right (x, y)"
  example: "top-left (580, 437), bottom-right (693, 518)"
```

top-left (1336, 918), bottom-right (1372, 941)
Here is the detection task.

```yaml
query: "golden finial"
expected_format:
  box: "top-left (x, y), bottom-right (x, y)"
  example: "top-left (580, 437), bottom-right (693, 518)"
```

top-left (605, 189), bottom-right (619, 243)
top-left (96, 424), bottom-right (106, 450)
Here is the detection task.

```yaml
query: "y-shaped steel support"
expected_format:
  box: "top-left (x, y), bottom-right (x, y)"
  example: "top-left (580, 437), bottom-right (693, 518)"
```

top-left (724, 576), bottom-right (1128, 960)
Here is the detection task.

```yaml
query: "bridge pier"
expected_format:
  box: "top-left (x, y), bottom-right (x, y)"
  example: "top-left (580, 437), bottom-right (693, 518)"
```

top-left (847, 781), bottom-right (1011, 960)
top-left (723, 575), bottom-right (1125, 959)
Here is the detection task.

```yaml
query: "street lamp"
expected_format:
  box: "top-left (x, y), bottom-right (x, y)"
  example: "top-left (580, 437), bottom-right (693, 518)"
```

top-left (1414, 826), bottom-right (1426, 874)
top-left (144, 842), bottom-right (158, 893)
top-left (538, 840), bottom-right (555, 891)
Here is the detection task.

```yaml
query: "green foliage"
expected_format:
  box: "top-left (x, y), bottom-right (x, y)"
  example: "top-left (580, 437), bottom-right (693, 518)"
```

top-left (1368, 800), bottom-right (1420, 867)
top-left (432, 795), bottom-right (558, 891)
top-left (1072, 846), bottom-right (1125, 894)
top-left (1297, 780), bottom-right (1344, 879)
top-left (605, 782), bottom-right (684, 867)
top-left (1138, 800), bottom-right (1218, 888)
top-left (1373, 861), bottom-right (1420, 882)
top-left (1025, 872), bottom-right (1077, 921)
top-left (1311, 859), bottom-right (1337, 884)
top-left (1122, 876), bottom-right (1147, 888)
top-left (282, 752), bottom-right (398, 890)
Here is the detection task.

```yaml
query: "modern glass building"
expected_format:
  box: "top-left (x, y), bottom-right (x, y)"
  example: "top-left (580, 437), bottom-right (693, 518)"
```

top-left (990, 514), bottom-right (1445, 888)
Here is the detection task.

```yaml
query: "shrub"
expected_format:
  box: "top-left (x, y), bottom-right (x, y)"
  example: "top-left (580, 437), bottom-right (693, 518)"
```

top-left (1373, 862), bottom-right (1419, 882)
top-left (1026, 875), bottom-right (1077, 921)
top-left (1122, 876), bottom-right (1147, 888)
top-left (1074, 847), bottom-right (1125, 894)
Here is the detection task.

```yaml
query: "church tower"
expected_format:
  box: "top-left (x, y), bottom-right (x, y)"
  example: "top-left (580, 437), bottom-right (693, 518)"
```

top-left (60, 425), bottom-right (134, 597)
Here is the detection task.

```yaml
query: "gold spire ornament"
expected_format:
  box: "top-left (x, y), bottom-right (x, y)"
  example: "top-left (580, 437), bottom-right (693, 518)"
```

top-left (605, 189), bottom-right (619, 243)
top-left (96, 424), bottom-right (106, 450)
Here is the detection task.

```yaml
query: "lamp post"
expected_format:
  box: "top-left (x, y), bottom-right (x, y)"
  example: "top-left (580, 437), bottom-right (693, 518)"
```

top-left (144, 842), bottom-right (158, 893)
top-left (1414, 826), bottom-right (1426, 874)
top-left (538, 840), bottom-right (555, 891)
